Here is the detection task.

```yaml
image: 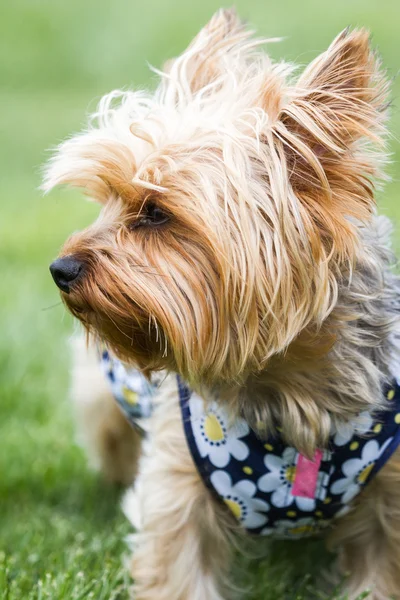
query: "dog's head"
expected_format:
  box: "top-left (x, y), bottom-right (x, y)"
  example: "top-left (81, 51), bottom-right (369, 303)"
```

top-left (44, 10), bottom-right (389, 388)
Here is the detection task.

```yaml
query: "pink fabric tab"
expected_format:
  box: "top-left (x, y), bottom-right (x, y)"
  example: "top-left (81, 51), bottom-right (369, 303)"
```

top-left (292, 450), bottom-right (323, 499)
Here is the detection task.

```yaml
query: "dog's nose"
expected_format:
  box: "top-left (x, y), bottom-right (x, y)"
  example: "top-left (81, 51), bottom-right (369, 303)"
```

top-left (49, 256), bottom-right (83, 293)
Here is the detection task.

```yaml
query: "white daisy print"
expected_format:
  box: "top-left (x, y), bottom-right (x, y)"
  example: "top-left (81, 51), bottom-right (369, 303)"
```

top-left (257, 447), bottom-right (328, 511)
top-left (101, 354), bottom-right (154, 418)
top-left (333, 411), bottom-right (374, 447)
top-left (189, 393), bottom-right (250, 468)
top-left (210, 471), bottom-right (270, 529)
top-left (261, 517), bottom-right (328, 539)
top-left (333, 505), bottom-right (352, 520)
top-left (331, 438), bottom-right (393, 504)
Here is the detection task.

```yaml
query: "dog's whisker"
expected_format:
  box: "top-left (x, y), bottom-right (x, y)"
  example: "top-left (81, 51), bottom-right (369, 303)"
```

top-left (41, 301), bottom-right (63, 311)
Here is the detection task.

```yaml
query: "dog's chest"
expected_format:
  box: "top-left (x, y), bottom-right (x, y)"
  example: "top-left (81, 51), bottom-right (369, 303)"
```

top-left (101, 350), bottom-right (400, 539)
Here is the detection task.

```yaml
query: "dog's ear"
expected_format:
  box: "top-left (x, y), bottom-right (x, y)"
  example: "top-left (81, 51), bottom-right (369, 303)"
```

top-left (163, 9), bottom-right (251, 95)
top-left (290, 28), bottom-right (388, 147)
top-left (273, 29), bottom-right (390, 262)
top-left (42, 132), bottom-right (138, 202)
top-left (42, 9), bottom-right (249, 201)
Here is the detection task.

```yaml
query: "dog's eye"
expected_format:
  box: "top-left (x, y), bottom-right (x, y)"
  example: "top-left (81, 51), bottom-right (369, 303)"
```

top-left (130, 202), bottom-right (170, 229)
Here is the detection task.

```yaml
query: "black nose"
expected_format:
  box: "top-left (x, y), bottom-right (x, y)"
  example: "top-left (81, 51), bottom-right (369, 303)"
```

top-left (50, 256), bottom-right (83, 293)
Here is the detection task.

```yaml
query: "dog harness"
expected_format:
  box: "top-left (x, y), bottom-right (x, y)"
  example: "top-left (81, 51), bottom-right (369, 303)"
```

top-left (101, 349), bottom-right (400, 539)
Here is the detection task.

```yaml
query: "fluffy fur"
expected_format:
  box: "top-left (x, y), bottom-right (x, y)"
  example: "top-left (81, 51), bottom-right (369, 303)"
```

top-left (45, 10), bottom-right (400, 599)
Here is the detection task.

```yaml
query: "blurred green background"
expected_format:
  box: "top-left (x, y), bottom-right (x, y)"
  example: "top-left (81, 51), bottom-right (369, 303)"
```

top-left (0, 1), bottom-right (399, 598)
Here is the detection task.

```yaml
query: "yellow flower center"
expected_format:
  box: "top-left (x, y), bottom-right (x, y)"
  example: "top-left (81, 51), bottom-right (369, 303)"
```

top-left (204, 414), bottom-right (225, 442)
top-left (224, 499), bottom-right (242, 520)
top-left (122, 386), bottom-right (138, 405)
top-left (358, 463), bottom-right (374, 484)
top-left (289, 524), bottom-right (315, 536)
top-left (285, 466), bottom-right (297, 484)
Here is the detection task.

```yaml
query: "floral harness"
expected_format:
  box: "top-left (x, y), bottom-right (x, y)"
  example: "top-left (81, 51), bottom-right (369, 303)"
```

top-left (101, 350), bottom-right (400, 539)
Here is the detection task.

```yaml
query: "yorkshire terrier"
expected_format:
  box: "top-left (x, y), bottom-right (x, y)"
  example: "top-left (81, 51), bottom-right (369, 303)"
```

top-left (44, 10), bottom-right (400, 599)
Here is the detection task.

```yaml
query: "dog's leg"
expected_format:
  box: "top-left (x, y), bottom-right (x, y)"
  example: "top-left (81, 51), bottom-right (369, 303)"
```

top-left (127, 377), bottom-right (235, 600)
top-left (327, 447), bottom-right (400, 599)
top-left (71, 337), bottom-right (142, 485)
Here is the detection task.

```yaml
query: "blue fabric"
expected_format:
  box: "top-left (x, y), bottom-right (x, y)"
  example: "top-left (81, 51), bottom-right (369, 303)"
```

top-left (101, 349), bottom-right (154, 434)
top-left (101, 352), bottom-right (400, 539)
top-left (179, 377), bottom-right (400, 538)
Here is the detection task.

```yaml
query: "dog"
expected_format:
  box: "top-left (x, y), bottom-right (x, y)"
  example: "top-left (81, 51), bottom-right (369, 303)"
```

top-left (44, 9), bottom-right (400, 599)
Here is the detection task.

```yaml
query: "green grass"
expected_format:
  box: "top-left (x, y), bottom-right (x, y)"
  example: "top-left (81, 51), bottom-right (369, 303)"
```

top-left (1, 0), bottom-right (400, 598)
